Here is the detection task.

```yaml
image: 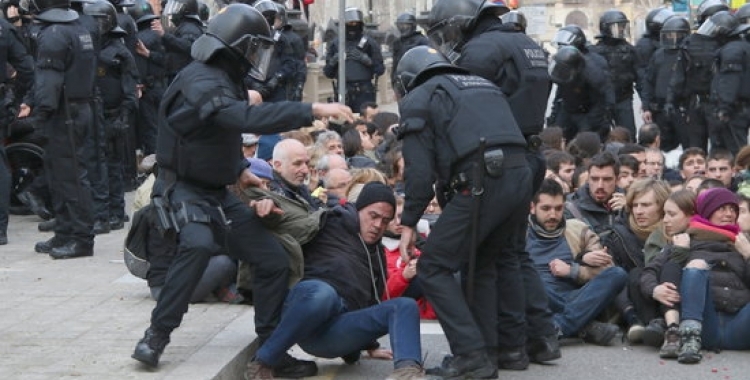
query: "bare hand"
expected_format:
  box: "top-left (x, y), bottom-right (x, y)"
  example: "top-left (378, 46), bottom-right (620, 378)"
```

top-left (642, 110), bottom-right (653, 124)
top-left (249, 198), bottom-right (284, 218)
top-left (136, 84), bottom-right (144, 99)
top-left (402, 258), bottom-right (417, 280)
top-left (608, 192), bottom-right (626, 211)
top-left (549, 258), bottom-right (571, 278)
top-left (18, 103), bottom-right (30, 118)
top-left (653, 282), bottom-right (680, 307)
top-left (151, 19), bottom-right (164, 37)
top-left (582, 248), bottom-right (612, 267)
top-left (312, 102), bottom-right (354, 123)
top-left (366, 348), bottom-right (393, 360)
top-left (135, 39), bottom-right (150, 57)
top-left (672, 233), bottom-right (690, 248)
top-left (247, 90), bottom-right (263, 105)
top-left (735, 232), bottom-right (750, 260)
top-left (398, 226), bottom-right (417, 264)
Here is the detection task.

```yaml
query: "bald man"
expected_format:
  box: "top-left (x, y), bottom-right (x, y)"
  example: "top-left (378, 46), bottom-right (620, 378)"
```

top-left (271, 139), bottom-right (322, 210)
top-left (324, 168), bottom-right (353, 207)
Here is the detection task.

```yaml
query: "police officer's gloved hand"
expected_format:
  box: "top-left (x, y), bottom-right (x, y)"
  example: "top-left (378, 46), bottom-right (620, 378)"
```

top-left (663, 103), bottom-right (675, 117)
top-left (292, 82), bottom-right (304, 101)
top-left (249, 81), bottom-right (272, 99)
top-left (717, 108), bottom-right (732, 123)
top-left (326, 53), bottom-right (339, 67)
top-left (347, 48), bottom-right (372, 67)
top-left (265, 73), bottom-right (284, 91)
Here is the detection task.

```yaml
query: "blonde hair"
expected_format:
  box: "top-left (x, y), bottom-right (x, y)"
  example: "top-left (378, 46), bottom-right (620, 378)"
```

top-left (345, 168), bottom-right (388, 202)
top-left (626, 178), bottom-right (671, 217)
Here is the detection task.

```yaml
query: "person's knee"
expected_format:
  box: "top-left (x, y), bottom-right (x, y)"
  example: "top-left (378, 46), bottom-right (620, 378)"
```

top-left (685, 259), bottom-right (709, 270)
top-left (388, 297), bottom-right (419, 317)
top-left (291, 280), bottom-right (340, 313)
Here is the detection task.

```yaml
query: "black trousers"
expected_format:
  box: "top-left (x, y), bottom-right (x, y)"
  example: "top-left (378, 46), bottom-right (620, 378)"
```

top-left (345, 81), bottom-right (375, 113)
top-left (137, 87), bottom-right (162, 155)
top-left (684, 95), bottom-right (713, 152)
top-left (105, 113), bottom-right (126, 220)
top-left (43, 103), bottom-right (95, 244)
top-left (0, 145), bottom-right (9, 233)
top-left (85, 98), bottom-right (109, 223)
top-left (150, 182), bottom-right (290, 342)
top-left (418, 165), bottom-right (532, 355)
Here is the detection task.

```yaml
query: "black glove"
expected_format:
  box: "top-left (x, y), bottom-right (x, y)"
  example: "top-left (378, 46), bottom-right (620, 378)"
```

top-left (291, 82), bottom-right (304, 101)
top-left (717, 108), bottom-right (732, 123)
top-left (265, 73), bottom-right (284, 92)
top-left (109, 112), bottom-right (129, 137)
top-left (663, 103), bottom-right (675, 117)
top-left (249, 81), bottom-right (272, 99)
top-left (326, 53), bottom-right (339, 67)
top-left (346, 47), bottom-right (372, 67)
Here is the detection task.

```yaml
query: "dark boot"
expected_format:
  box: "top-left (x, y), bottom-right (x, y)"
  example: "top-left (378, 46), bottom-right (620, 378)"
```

top-left (426, 349), bottom-right (497, 379)
top-left (109, 216), bottom-right (125, 231)
top-left (496, 347), bottom-right (529, 370)
top-left (38, 218), bottom-right (56, 232)
top-left (93, 220), bottom-right (110, 235)
top-left (579, 321), bottom-right (619, 346)
top-left (0, 231), bottom-right (7, 245)
top-left (34, 235), bottom-right (66, 254)
top-left (643, 318), bottom-right (667, 347)
top-left (272, 353), bottom-right (318, 378)
top-left (132, 327), bottom-right (170, 367)
top-left (526, 334), bottom-right (561, 363)
top-left (17, 190), bottom-right (53, 220)
top-left (49, 241), bottom-right (94, 259)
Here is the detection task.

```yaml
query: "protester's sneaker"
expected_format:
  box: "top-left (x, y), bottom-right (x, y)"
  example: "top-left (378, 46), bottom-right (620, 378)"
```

top-left (272, 353), bottom-right (317, 378)
top-left (579, 321), bottom-right (619, 346)
top-left (678, 325), bottom-right (703, 364)
top-left (642, 318), bottom-right (667, 347)
top-left (132, 327), bottom-right (170, 367)
top-left (626, 322), bottom-right (646, 344)
top-left (245, 360), bottom-right (274, 380)
top-left (385, 365), bottom-right (431, 380)
top-left (659, 324), bottom-right (681, 359)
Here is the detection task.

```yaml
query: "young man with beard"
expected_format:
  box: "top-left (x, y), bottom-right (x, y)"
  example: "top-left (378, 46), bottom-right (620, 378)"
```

top-left (564, 152), bottom-right (624, 235)
top-left (528, 179), bottom-right (626, 345)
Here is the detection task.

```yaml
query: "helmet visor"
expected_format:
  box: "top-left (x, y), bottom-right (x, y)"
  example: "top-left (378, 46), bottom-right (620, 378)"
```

top-left (396, 22), bottom-right (414, 36)
top-left (232, 33), bottom-right (275, 81)
top-left (551, 29), bottom-right (579, 48)
top-left (696, 17), bottom-right (727, 37)
top-left (660, 31), bottom-right (686, 49)
top-left (651, 10), bottom-right (672, 26)
top-left (427, 17), bottom-right (470, 64)
top-left (548, 60), bottom-right (577, 84)
top-left (605, 21), bottom-right (630, 39)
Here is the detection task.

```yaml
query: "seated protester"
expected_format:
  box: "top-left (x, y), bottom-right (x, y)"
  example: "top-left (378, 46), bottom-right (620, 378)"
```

top-left (345, 168), bottom-right (389, 203)
top-left (342, 128), bottom-right (378, 169)
top-left (637, 122), bottom-right (661, 150)
top-left (705, 149), bottom-right (737, 191)
top-left (570, 165), bottom-right (588, 194)
top-left (566, 131), bottom-right (602, 168)
top-left (684, 175), bottom-right (706, 194)
top-left (676, 147), bottom-right (707, 182)
top-left (659, 188), bottom-right (750, 364)
top-left (314, 130), bottom-right (345, 157)
top-left (363, 122), bottom-right (384, 163)
top-left (383, 195), bottom-right (436, 319)
top-left (323, 168), bottom-right (353, 207)
top-left (245, 182), bottom-right (429, 380)
top-left (696, 178), bottom-right (725, 196)
top-left (618, 154), bottom-right (639, 191)
top-left (269, 139), bottom-right (323, 210)
top-left (564, 151), bottom-right (624, 235)
top-left (528, 179), bottom-right (626, 345)
top-left (601, 178), bottom-right (671, 344)
top-left (738, 194), bottom-right (750, 232)
top-left (640, 189), bottom-right (696, 358)
top-left (645, 148), bottom-right (665, 180)
top-left (618, 143), bottom-right (647, 178)
top-left (545, 151), bottom-right (576, 194)
top-left (539, 126), bottom-right (565, 152)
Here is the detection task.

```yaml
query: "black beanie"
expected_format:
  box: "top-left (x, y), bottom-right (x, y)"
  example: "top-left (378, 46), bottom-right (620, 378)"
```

top-left (355, 182), bottom-right (396, 211)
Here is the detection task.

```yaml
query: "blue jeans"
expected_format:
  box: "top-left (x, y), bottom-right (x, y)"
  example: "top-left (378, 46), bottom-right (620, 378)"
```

top-left (255, 279), bottom-right (422, 367)
top-left (680, 268), bottom-right (750, 350)
top-left (546, 266), bottom-right (627, 337)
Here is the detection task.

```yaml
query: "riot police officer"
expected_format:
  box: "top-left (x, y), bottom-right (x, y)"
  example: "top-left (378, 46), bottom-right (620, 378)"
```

top-left (0, 13), bottom-right (33, 245)
top-left (666, 0), bottom-right (728, 151)
top-left (706, 11), bottom-right (750, 156)
top-left (130, 4), bottom-right (353, 370)
top-left (22, 0), bottom-right (98, 258)
top-left (127, 0), bottom-right (165, 155)
top-left (635, 8), bottom-right (673, 84)
top-left (641, 16), bottom-right (690, 152)
top-left (323, 7), bottom-right (384, 112)
top-left (274, 3), bottom-right (307, 101)
top-left (389, 11), bottom-right (428, 91)
top-left (85, 0), bottom-right (138, 230)
top-left (396, 45), bottom-right (533, 379)
top-left (737, 3), bottom-right (750, 24)
top-left (591, 9), bottom-right (642, 138)
top-left (159, 0), bottom-right (203, 81)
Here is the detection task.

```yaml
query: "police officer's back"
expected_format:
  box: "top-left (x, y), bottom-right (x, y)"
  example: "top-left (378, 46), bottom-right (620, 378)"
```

top-left (323, 7), bottom-right (384, 111)
top-left (389, 12), bottom-right (428, 89)
top-left (395, 45), bottom-right (531, 378)
top-left (159, 0), bottom-right (203, 80)
top-left (25, 0), bottom-right (97, 258)
top-left (635, 8), bottom-right (673, 84)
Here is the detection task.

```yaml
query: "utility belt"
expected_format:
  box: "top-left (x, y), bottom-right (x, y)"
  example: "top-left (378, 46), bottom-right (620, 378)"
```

top-left (346, 80), bottom-right (373, 94)
top-left (448, 146), bottom-right (526, 192)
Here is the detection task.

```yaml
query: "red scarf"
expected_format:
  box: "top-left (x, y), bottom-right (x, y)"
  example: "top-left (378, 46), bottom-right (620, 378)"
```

top-left (688, 215), bottom-right (739, 242)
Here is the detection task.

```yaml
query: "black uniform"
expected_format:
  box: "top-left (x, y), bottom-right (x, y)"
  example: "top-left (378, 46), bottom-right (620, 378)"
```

top-left (246, 28), bottom-right (301, 102)
top-left (389, 30), bottom-right (429, 88)
top-left (667, 34), bottom-right (720, 151)
top-left (642, 48), bottom-right (686, 151)
top-left (96, 33), bottom-right (138, 226)
top-left (135, 20), bottom-right (166, 154)
top-left (150, 58), bottom-right (320, 343)
top-left (0, 17), bottom-right (34, 243)
top-left (279, 26), bottom-right (307, 101)
top-left (323, 34), bottom-right (384, 112)
top-left (32, 18), bottom-right (97, 253)
top-left (591, 37), bottom-right (642, 136)
top-left (454, 16), bottom-right (557, 354)
top-left (399, 72), bottom-right (531, 357)
top-left (635, 34), bottom-right (660, 87)
top-left (162, 18), bottom-right (202, 80)
top-left (710, 37), bottom-right (750, 156)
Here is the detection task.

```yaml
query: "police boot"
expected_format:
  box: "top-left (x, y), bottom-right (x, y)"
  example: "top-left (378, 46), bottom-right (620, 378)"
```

top-left (109, 216), bottom-right (125, 231)
top-left (132, 327), bottom-right (171, 367)
top-left (526, 334), bottom-right (561, 363)
top-left (425, 349), bottom-right (497, 379)
top-left (17, 190), bottom-right (53, 220)
top-left (34, 235), bottom-right (66, 254)
top-left (93, 220), bottom-right (110, 235)
top-left (0, 231), bottom-right (7, 245)
top-left (49, 240), bottom-right (94, 259)
top-left (38, 218), bottom-right (56, 232)
top-left (496, 346), bottom-right (530, 370)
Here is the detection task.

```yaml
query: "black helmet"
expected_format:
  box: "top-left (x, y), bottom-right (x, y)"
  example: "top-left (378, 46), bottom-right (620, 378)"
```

top-left (736, 3), bottom-right (750, 24)
top-left (696, 0), bottom-right (729, 25)
top-left (343, 7), bottom-right (363, 23)
top-left (395, 12), bottom-right (416, 36)
top-left (645, 8), bottom-right (674, 35)
top-left (344, 7), bottom-right (363, 40)
top-left (500, 10), bottom-right (527, 33)
top-left (21, 0), bottom-right (78, 22)
top-left (84, 0), bottom-right (125, 35)
top-left (479, 0), bottom-right (509, 18)
top-left (191, 4), bottom-right (273, 80)
top-left (197, 0), bottom-right (207, 22)
top-left (162, 0), bottom-right (200, 27)
top-left (394, 45), bottom-right (465, 98)
top-left (549, 46), bottom-right (585, 85)
top-left (108, 0), bottom-right (134, 8)
top-left (599, 9), bottom-right (629, 40)
top-left (125, 0), bottom-right (157, 24)
top-left (552, 25), bottom-right (586, 51)
top-left (275, 2), bottom-right (286, 28)
top-left (660, 16), bottom-right (690, 49)
top-left (696, 10), bottom-right (737, 38)
top-left (427, 0), bottom-right (482, 63)
top-left (253, 0), bottom-right (276, 29)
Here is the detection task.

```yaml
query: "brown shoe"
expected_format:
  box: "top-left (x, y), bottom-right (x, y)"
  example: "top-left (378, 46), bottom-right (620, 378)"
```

top-left (245, 360), bottom-right (274, 380)
top-left (386, 365), bottom-right (430, 380)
